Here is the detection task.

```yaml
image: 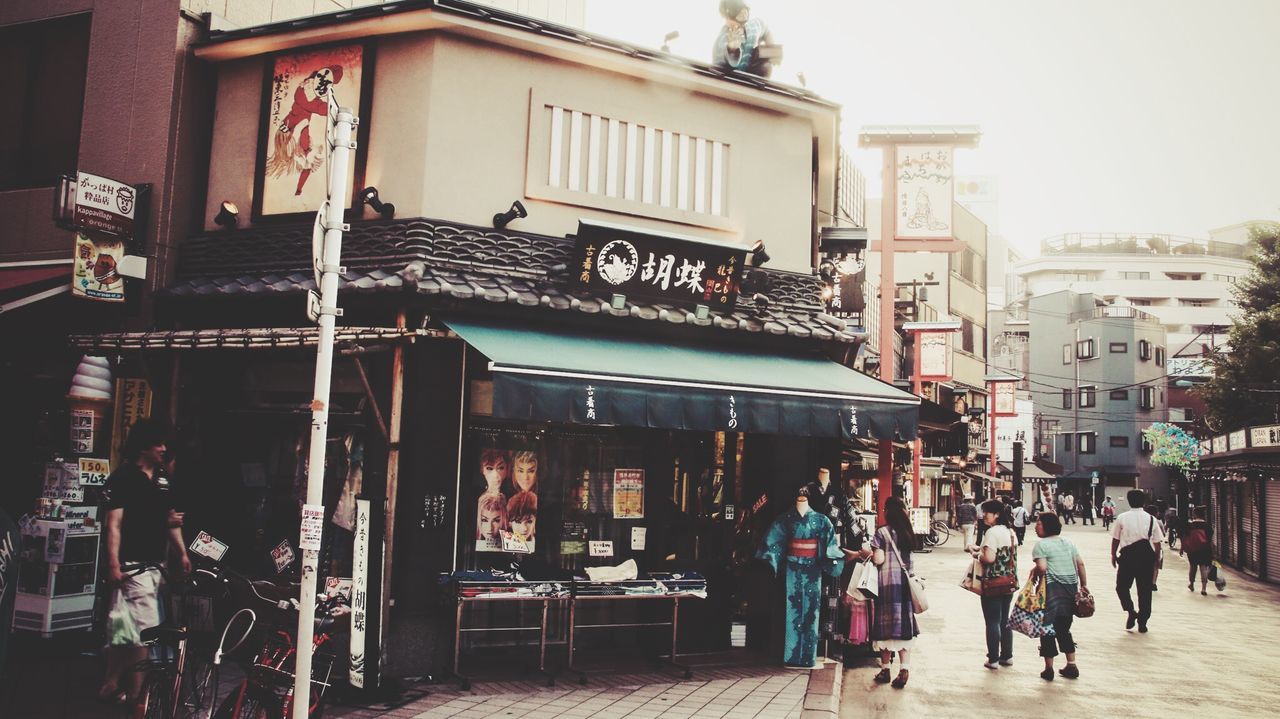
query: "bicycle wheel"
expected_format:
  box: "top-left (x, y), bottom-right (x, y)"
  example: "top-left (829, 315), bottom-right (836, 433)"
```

top-left (931, 521), bottom-right (951, 546)
top-left (136, 670), bottom-right (173, 719)
top-left (213, 683), bottom-right (275, 719)
top-left (181, 658), bottom-right (217, 719)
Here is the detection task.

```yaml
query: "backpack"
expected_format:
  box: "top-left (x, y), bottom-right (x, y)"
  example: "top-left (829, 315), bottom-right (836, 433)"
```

top-left (1183, 526), bottom-right (1208, 554)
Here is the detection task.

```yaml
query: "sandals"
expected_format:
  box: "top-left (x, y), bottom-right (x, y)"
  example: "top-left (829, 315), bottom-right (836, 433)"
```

top-left (873, 667), bottom-right (892, 684)
top-left (891, 669), bottom-right (910, 688)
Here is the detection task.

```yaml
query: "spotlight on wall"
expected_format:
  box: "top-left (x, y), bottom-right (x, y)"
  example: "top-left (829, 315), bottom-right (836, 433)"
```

top-left (360, 187), bottom-right (396, 219)
top-left (817, 260), bottom-right (836, 284)
top-left (747, 239), bottom-right (770, 267)
top-left (492, 200), bottom-right (528, 229)
top-left (213, 200), bottom-right (239, 229)
top-left (661, 30), bottom-right (679, 53)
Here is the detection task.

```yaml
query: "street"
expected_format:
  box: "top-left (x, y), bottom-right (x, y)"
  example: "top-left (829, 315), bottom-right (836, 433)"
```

top-left (840, 521), bottom-right (1280, 718)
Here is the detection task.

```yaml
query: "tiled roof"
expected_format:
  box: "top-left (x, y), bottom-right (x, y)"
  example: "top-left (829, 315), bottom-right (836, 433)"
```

top-left (201, 0), bottom-right (833, 108)
top-left (166, 218), bottom-right (861, 344)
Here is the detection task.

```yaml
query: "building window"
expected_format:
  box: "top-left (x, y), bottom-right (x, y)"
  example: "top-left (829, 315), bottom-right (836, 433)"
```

top-left (1138, 339), bottom-right (1152, 360)
top-left (1120, 271), bottom-right (1150, 280)
top-left (1178, 299), bottom-right (1211, 307)
top-left (955, 247), bottom-right (986, 287)
top-left (1062, 433), bottom-right (1073, 452)
top-left (1129, 298), bottom-right (1153, 306)
top-left (1213, 274), bottom-right (1236, 283)
top-left (1110, 389), bottom-right (1129, 400)
top-left (1078, 386), bottom-right (1097, 408)
top-left (1139, 385), bottom-right (1155, 410)
top-left (0, 14), bottom-right (91, 191)
top-left (1076, 338), bottom-right (1097, 359)
top-left (1062, 388), bottom-right (1073, 409)
top-left (961, 317), bottom-right (975, 354)
top-left (1078, 433), bottom-right (1096, 454)
top-left (1056, 271), bottom-right (1094, 282)
top-left (1110, 435), bottom-right (1130, 448)
top-left (1140, 433), bottom-right (1153, 453)
top-left (1063, 344), bottom-right (1073, 365)
top-left (1155, 346), bottom-right (1165, 366)
top-left (1109, 342), bottom-right (1128, 353)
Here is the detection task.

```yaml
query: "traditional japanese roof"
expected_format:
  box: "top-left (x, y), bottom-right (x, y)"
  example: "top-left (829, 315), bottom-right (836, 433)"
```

top-left (164, 218), bottom-right (862, 344)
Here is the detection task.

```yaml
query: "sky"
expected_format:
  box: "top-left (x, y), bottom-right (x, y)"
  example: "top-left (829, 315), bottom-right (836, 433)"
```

top-left (582, 0), bottom-right (1280, 255)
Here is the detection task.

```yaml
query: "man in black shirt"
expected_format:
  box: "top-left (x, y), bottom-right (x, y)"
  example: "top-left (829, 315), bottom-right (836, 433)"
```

top-left (99, 419), bottom-right (191, 706)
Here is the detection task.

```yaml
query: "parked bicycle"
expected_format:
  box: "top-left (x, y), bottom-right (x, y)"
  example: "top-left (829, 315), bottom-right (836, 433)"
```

top-left (922, 519), bottom-right (951, 548)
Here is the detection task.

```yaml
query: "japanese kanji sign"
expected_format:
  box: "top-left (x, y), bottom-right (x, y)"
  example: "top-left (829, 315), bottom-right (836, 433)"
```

top-left (895, 145), bottom-right (954, 240)
top-left (572, 220), bottom-right (747, 307)
top-left (74, 171), bottom-right (137, 238)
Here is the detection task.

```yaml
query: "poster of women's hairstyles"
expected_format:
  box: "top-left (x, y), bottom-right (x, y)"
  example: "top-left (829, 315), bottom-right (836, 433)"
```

top-left (475, 449), bottom-right (510, 552)
top-left (255, 42), bottom-right (372, 218)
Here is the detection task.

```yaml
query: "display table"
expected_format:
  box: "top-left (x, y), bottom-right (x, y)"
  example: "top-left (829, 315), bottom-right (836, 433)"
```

top-left (566, 589), bottom-right (700, 684)
top-left (451, 581), bottom-right (567, 690)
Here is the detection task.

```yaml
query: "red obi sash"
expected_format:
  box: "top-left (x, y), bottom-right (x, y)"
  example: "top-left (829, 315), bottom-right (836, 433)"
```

top-left (787, 538), bottom-right (818, 558)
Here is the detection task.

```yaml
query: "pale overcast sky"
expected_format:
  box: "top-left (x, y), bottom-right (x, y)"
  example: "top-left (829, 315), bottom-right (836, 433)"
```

top-left (583, 0), bottom-right (1280, 254)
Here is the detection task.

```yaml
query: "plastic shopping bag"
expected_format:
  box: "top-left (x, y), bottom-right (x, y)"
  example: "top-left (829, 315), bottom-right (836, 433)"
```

top-left (106, 589), bottom-right (140, 646)
top-left (1013, 573), bottom-right (1046, 613)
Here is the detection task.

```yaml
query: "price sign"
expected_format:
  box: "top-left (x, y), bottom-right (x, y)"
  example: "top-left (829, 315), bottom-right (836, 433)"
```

top-left (189, 531), bottom-right (229, 562)
top-left (78, 457), bottom-right (111, 486)
top-left (300, 504), bottom-right (325, 551)
top-left (588, 540), bottom-right (614, 557)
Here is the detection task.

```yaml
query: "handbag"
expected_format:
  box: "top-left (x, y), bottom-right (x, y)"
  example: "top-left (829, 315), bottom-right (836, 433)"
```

top-left (847, 596), bottom-right (870, 645)
top-left (1014, 572), bottom-right (1046, 613)
top-left (1073, 586), bottom-right (1096, 618)
top-left (961, 557), bottom-right (985, 596)
top-left (1008, 575), bottom-right (1055, 638)
top-left (884, 528), bottom-right (927, 614)
top-left (979, 531), bottom-right (1020, 597)
top-left (851, 558), bottom-right (878, 599)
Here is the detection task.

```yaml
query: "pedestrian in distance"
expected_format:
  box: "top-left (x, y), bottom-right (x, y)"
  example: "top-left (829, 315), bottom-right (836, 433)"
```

top-left (1180, 507), bottom-right (1215, 595)
top-left (1101, 496), bottom-right (1117, 530)
top-left (1111, 489), bottom-right (1166, 633)
top-left (869, 496), bottom-right (919, 689)
top-left (956, 495), bottom-right (978, 548)
top-left (1080, 494), bottom-right (1095, 526)
top-left (1011, 500), bottom-right (1029, 546)
top-left (1031, 512), bottom-right (1088, 680)
top-left (1163, 502), bottom-right (1181, 550)
top-left (1061, 492), bottom-right (1076, 524)
top-left (969, 500), bottom-right (1018, 670)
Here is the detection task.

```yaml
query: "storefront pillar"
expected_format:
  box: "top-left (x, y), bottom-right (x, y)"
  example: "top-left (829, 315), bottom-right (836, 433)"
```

top-left (877, 440), bottom-right (893, 521)
top-left (378, 309), bottom-right (407, 685)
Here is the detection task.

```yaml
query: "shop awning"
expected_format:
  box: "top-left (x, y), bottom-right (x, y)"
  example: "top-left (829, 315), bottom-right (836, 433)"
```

top-left (997, 461), bottom-right (1055, 481)
top-left (0, 264), bottom-right (70, 314)
top-left (447, 319), bottom-right (919, 440)
top-left (964, 470), bottom-right (1001, 484)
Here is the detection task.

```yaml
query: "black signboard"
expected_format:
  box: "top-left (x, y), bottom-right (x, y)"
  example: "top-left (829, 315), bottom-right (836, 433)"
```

top-left (572, 220), bottom-right (747, 308)
top-left (821, 251), bottom-right (866, 321)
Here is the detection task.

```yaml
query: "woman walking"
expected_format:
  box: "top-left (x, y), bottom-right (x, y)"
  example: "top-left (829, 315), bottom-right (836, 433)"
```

top-left (869, 496), bottom-right (919, 689)
top-left (1031, 512), bottom-right (1088, 680)
top-left (969, 499), bottom-right (1018, 670)
top-left (1180, 507), bottom-right (1214, 595)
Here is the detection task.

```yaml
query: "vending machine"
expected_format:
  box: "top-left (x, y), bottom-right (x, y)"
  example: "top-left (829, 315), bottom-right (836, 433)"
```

top-left (14, 507), bottom-right (102, 636)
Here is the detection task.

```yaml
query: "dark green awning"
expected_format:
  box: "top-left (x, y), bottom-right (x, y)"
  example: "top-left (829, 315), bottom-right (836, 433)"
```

top-left (446, 319), bottom-right (919, 441)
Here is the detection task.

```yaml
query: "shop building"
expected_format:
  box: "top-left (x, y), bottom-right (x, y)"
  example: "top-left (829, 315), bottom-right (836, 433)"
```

top-left (63, 1), bottom-right (921, 680)
top-left (1195, 426), bottom-right (1280, 584)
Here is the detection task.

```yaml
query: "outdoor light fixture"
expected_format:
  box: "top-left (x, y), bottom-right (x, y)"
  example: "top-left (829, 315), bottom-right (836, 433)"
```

top-left (492, 200), bottom-right (528, 229)
top-left (740, 267), bottom-right (771, 297)
top-left (748, 240), bottom-right (770, 267)
top-left (695, 304), bottom-right (710, 320)
top-left (213, 200), bottom-right (239, 228)
top-left (817, 260), bottom-right (836, 284)
top-left (820, 285), bottom-right (834, 301)
top-left (661, 30), bottom-right (679, 52)
top-left (611, 293), bottom-right (627, 310)
top-left (360, 186), bottom-right (395, 219)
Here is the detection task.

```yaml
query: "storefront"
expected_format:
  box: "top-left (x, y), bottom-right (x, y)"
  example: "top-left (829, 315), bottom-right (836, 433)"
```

top-left (1197, 425), bottom-right (1280, 584)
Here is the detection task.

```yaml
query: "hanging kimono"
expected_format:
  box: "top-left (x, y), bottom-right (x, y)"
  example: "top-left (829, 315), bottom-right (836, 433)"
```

top-left (756, 508), bottom-right (844, 668)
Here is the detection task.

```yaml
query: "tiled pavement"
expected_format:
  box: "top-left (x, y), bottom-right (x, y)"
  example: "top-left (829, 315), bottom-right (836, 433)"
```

top-left (330, 665), bottom-right (816, 719)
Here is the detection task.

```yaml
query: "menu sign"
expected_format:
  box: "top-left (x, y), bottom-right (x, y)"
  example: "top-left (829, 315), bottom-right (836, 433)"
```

top-left (74, 171), bottom-right (137, 238)
top-left (572, 220), bottom-right (747, 308)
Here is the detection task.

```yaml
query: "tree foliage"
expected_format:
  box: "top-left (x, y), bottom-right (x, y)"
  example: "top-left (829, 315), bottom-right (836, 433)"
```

top-left (1198, 222), bottom-right (1280, 431)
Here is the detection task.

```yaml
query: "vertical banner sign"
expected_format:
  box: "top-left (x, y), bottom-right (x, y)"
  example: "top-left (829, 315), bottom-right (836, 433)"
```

top-left (992, 381), bottom-right (1017, 416)
top-left (72, 233), bottom-right (126, 302)
top-left (110, 379), bottom-right (153, 469)
top-left (349, 498), bottom-right (370, 688)
top-left (895, 145), bottom-right (954, 240)
top-left (918, 331), bottom-right (951, 380)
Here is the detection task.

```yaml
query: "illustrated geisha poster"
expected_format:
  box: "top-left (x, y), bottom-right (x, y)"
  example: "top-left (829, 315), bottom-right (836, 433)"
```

top-left (258, 44), bottom-right (366, 217)
top-left (894, 144), bottom-right (954, 240)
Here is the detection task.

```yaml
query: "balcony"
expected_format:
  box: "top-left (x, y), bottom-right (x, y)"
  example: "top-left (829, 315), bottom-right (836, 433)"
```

top-left (1040, 232), bottom-right (1249, 260)
top-left (1068, 305), bottom-right (1163, 325)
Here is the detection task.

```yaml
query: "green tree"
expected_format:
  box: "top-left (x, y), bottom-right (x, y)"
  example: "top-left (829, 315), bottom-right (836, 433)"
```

top-left (1198, 222), bottom-right (1280, 431)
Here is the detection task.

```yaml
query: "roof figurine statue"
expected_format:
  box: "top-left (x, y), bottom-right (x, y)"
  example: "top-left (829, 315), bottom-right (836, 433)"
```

top-left (712, 0), bottom-right (777, 78)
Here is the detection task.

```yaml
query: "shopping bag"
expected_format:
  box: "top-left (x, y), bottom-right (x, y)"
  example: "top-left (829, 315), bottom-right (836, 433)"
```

top-left (1007, 604), bottom-right (1055, 639)
top-left (106, 589), bottom-right (140, 646)
top-left (852, 559), bottom-right (878, 599)
top-left (847, 596), bottom-right (870, 645)
top-left (1013, 573), bottom-right (1046, 613)
top-left (960, 557), bottom-right (984, 596)
top-left (846, 560), bottom-right (870, 602)
top-left (1212, 561), bottom-right (1227, 591)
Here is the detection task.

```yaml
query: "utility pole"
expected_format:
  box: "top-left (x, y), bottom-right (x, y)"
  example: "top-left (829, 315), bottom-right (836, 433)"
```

top-left (293, 95), bottom-right (358, 719)
top-left (1012, 441), bottom-right (1024, 504)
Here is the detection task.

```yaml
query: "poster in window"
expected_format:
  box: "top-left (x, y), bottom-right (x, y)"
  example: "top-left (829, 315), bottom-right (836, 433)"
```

top-left (255, 43), bottom-right (372, 218)
top-left (71, 233), bottom-right (126, 302)
top-left (475, 448), bottom-right (540, 553)
top-left (612, 469), bottom-right (645, 519)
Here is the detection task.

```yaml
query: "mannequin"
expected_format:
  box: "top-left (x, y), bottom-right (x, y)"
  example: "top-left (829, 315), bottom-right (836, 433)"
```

top-left (757, 488), bottom-right (844, 668)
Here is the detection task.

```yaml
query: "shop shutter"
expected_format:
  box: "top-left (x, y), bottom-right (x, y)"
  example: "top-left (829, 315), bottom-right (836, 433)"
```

top-left (1210, 483), bottom-right (1222, 559)
top-left (1266, 480), bottom-right (1280, 583)
top-left (1225, 483), bottom-right (1239, 566)
top-left (1242, 479), bottom-right (1261, 575)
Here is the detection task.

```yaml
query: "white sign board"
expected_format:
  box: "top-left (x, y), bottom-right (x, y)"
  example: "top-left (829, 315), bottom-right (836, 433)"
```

top-left (78, 457), bottom-right (110, 486)
top-left (1250, 425), bottom-right (1280, 449)
top-left (895, 145), bottom-right (954, 240)
top-left (189, 531), bottom-right (230, 562)
top-left (300, 504), bottom-right (325, 551)
top-left (75, 171), bottom-right (137, 237)
top-left (588, 540), bottom-right (614, 557)
top-left (631, 527), bottom-right (647, 551)
top-left (994, 399), bottom-right (1034, 466)
top-left (349, 498), bottom-right (370, 689)
top-left (918, 331), bottom-right (950, 379)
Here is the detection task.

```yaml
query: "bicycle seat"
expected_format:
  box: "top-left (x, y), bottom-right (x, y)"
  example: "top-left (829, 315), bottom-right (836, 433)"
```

top-left (140, 626), bottom-right (188, 644)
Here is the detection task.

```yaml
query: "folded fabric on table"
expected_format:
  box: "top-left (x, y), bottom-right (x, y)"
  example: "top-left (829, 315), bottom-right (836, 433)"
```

top-left (584, 558), bottom-right (639, 582)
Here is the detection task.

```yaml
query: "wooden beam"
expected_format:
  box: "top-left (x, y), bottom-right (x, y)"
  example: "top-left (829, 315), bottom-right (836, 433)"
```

top-left (378, 309), bottom-right (407, 681)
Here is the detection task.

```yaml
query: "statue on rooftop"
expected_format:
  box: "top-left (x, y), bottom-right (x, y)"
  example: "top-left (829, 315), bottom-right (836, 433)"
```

top-left (712, 0), bottom-right (776, 78)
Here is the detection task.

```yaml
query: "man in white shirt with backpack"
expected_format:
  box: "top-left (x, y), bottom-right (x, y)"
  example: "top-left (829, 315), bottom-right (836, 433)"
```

top-left (1110, 489), bottom-right (1166, 633)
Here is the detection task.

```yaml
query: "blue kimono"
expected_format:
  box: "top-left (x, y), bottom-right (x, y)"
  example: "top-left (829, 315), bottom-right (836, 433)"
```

top-left (757, 508), bottom-right (844, 667)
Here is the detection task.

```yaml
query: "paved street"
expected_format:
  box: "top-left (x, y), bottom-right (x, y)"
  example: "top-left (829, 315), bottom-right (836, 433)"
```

top-left (840, 521), bottom-right (1280, 718)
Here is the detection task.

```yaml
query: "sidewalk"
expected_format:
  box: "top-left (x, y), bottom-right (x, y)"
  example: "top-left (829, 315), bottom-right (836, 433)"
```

top-left (839, 521), bottom-right (1280, 718)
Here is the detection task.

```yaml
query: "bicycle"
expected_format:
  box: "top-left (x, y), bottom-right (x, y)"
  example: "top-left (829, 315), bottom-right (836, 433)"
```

top-left (922, 519), bottom-right (950, 548)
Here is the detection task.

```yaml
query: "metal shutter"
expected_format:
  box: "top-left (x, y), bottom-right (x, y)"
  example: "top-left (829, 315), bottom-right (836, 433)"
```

top-left (1243, 479), bottom-right (1261, 575)
top-left (1266, 480), bottom-right (1280, 583)
top-left (1210, 482), bottom-right (1223, 559)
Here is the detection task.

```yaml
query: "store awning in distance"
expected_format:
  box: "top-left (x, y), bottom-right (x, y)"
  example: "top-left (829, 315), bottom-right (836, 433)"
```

top-left (446, 318), bottom-right (919, 441)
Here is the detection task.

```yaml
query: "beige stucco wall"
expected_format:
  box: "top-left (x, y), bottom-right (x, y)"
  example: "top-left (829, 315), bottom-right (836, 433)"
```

top-left (204, 30), bottom-right (826, 272)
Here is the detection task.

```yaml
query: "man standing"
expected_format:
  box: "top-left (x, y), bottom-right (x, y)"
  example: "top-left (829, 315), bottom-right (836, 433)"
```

top-left (1080, 494), bottom-right (1095, 526)
top-left (1011, 500), bottom-right (1029, 545)
top-left (99, 420), bottom-right (191, 706)
top-left (1111, 489), bottom-right (1165, 633)
top-left (956, 495), bottom-right (978, 547)
top-left (1061, 492), bottom-right (1076, 524)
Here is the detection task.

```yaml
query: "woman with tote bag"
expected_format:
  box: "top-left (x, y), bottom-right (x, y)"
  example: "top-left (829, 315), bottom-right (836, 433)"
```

top-left (868, 497), bottom-right (919, 689)
top-left (968, 500), bottom-right (1018, 670)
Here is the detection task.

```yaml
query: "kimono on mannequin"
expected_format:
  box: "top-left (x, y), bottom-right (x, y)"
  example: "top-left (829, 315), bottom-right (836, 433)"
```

top-left (757, 498), bottom-right (844, 668)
